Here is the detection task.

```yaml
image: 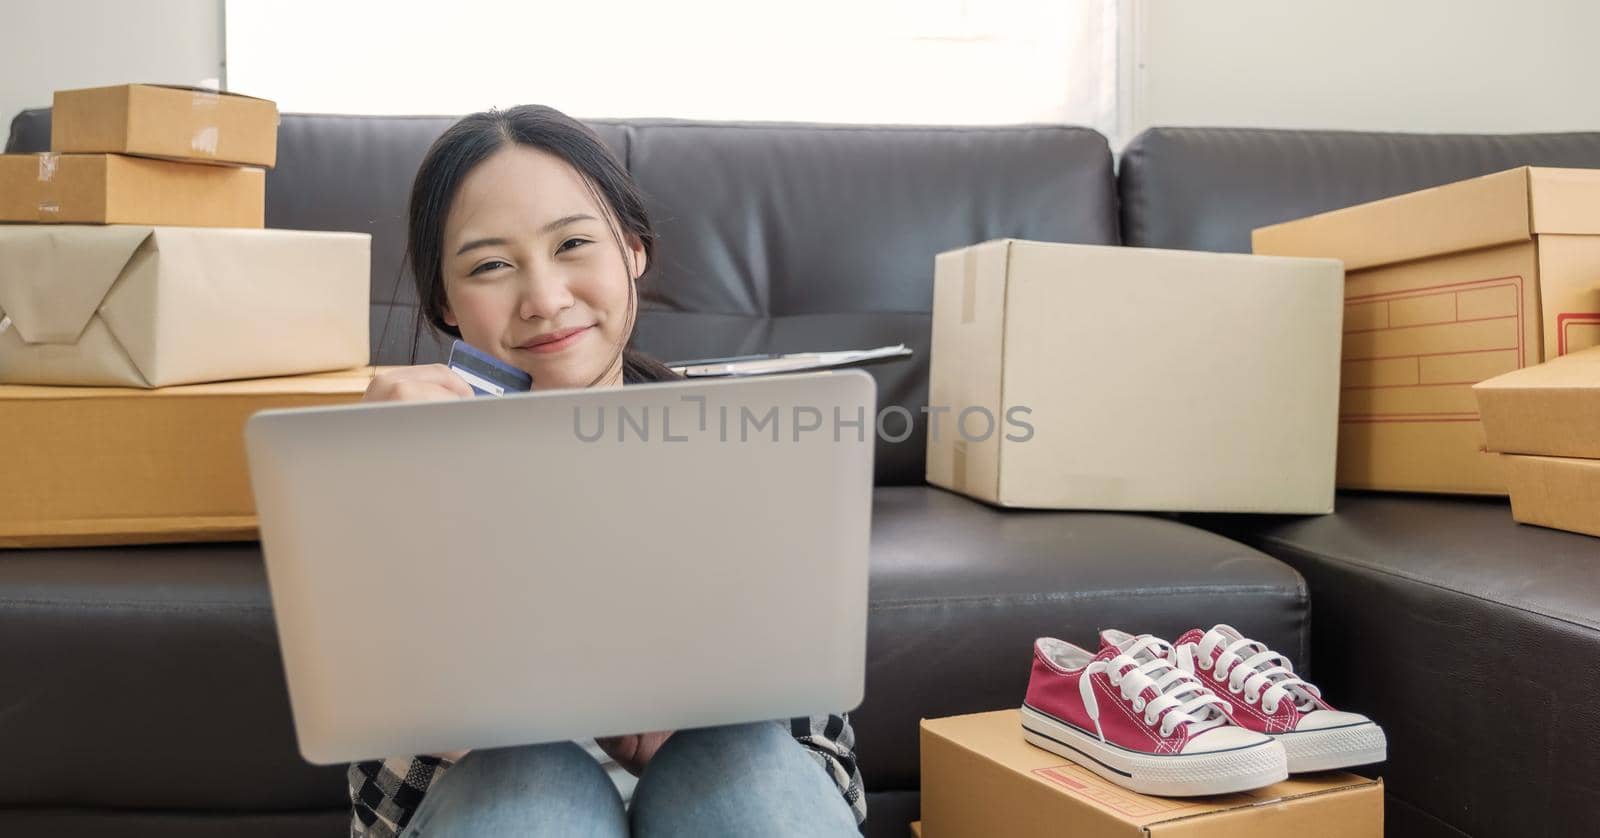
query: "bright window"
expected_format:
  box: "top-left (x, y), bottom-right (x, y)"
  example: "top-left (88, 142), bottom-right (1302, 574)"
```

top-left (225, 0), bottom-right (1119, 136)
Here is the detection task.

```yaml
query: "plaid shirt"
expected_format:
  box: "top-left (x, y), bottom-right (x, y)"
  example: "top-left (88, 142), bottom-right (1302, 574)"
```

top-left (348, 713), bottom-right (866, 836)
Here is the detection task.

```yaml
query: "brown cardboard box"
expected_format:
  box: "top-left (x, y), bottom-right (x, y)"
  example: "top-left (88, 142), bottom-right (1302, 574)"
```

top-left (1254, 167), bottom-right (1600, 494)
top-left (0, 225), bottom-right (370, 387)
top-left (0, 367), bottom-right (375, 548)
top-left (0, 153), bottom-right (264, 227)
top-left (1500, 454), bottom-right (1600, 538)
top-left (53, 84), bottom-right (278, 168)
top-left (1474, 345), bottom-right (1600, 459)
top-left (920, 710), bottom-right (1382, 838)
top-left (927, 239), bottom-right (1343, 513)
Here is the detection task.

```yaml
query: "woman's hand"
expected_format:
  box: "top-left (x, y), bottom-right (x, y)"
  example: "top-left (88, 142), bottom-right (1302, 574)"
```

top-left (364, 364), bottom-right (475, 403)
top-left (596, 731), bottom-right (674, 776)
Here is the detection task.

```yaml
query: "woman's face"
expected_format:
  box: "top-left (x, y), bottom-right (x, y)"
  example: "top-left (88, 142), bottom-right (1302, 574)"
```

top-left (441, 145), bottom-right (645, 390)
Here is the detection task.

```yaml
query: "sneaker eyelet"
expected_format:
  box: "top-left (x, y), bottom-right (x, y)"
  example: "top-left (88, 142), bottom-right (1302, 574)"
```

top-left (1263, 701), bottom-right (1279, 714)
top-left (1143, 713), bottom-right (1156, 726)
top-left (1228, 682), bottom-right (1243, 694)
top-left (1132, 697), bottom-right (1146, 711)
top-left (1159, 724), bottom-right (1175, 737)
top-left (1198, 655), bottom-right (1212, 670)
top-left (1245, 691), bottom-right (1260, 704)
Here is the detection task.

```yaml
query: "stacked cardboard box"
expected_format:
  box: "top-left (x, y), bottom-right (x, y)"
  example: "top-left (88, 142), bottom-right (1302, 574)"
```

top-left (1, 84), bottom-right (276, 226)
top-left (0, 84), bottom-right (374, 547)
top-left (0, 367), bottom-right (377, 547)
top-left (917, 710), bottom-right (1382, 838)
top-left (1474, 345), bottom-right (1600, 537)
top-left (1254, 167), bottom-right (1600, 494)
top-left (925, 240), bottom-right (1345, 514)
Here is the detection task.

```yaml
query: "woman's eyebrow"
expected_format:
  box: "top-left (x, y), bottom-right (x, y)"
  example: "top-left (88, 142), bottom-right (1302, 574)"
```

top-left (453, 214), bottom-right (597, 257)
top-left (540, 212), bottom-right (597, 234)
top-left (455, 236), bottom-right (509, 256)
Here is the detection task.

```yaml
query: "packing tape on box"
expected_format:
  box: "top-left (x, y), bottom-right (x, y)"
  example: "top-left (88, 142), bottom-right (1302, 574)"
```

top-left (35, 153), bottom-right (61, 219)
top-left (961, 248), bottom-right (977, 325)
top-left (190, 89), bottom-right (222, 156)
top-left (191, 126), bottom-right (220, 155)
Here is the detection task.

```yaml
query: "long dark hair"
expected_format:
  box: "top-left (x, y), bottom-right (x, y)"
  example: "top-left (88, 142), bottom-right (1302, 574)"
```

top-left (403, 105), bottom-right (679, 385)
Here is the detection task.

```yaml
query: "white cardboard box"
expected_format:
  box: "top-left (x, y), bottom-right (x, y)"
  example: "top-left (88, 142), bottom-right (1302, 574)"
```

top-left (926, 239), bottom-right (1344, 513)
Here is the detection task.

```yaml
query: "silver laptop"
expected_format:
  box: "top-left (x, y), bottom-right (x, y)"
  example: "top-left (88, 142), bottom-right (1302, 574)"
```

top-left (244, 369), bottom-right (876, 765)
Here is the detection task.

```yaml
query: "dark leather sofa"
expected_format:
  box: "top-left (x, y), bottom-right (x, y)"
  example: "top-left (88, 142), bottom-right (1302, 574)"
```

top-left (3, 110), bottom-right (1596, 838)
top-left (1120, 127), bottom-right (1600, 838)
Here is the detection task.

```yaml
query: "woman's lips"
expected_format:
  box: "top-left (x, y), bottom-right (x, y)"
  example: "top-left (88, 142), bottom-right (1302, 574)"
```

top-left (518, 325), bottom-right (592, 354)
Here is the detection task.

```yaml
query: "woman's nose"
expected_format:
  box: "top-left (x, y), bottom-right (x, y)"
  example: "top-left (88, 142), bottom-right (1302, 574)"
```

top-left (518, 269), bottom-right (576, 321)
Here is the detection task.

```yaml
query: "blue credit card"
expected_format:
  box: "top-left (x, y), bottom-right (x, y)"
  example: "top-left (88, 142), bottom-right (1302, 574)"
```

top-left (448, 339), bottom-right (534, 396)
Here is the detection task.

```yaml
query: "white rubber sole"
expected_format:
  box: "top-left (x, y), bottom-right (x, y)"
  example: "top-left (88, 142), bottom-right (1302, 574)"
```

top-left (1020, 704), bottom-right (1288, 797)
top-left (1276, 722), bottom-right (1388, 773)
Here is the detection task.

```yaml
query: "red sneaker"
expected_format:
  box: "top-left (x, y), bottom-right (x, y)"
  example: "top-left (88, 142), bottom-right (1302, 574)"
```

top-left (1021, 635), bottom-right (1287, 796)
top-left (1170, 625), bottom-right (1387, 772)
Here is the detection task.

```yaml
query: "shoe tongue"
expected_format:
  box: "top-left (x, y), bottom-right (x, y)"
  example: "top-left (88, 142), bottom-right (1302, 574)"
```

top-left (1099, 629), bottom-right (1140, 654)
top-left (1101, 631), bottom-right (1168, 666)
top-left (1209, 624), bottom-right (1245, 644)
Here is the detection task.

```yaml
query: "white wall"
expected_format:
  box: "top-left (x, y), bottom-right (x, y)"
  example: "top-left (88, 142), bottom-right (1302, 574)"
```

top-left (0, 0), bottom-right (223, 137)
top-left (6, 1), bottom-right (1599, 148)
top-left (1127, 0), bottom-right (1600, 139)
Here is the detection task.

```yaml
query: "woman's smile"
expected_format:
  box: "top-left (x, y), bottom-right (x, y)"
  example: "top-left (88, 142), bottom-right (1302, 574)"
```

top-left (516, 324), bottom-right (593, 354)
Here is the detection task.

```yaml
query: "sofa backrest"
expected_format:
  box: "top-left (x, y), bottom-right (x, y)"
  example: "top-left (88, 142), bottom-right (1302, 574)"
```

top-left (1119, 126), bottom-right (1600, 253)
top-left (7, 109), bottom-right (1120, 485)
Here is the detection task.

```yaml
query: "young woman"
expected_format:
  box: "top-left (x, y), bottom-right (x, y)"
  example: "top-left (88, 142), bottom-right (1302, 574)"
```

top-left (352, 106), bottom-right (865, 837)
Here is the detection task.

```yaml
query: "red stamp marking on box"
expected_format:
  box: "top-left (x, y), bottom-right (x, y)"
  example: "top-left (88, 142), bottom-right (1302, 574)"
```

top-left (1340, 276), bottom-right (1524, 424)
top-left (1557, 312), bottom-right (1600, 356)
top-left (1032, 765), bottom-right (1190, 818)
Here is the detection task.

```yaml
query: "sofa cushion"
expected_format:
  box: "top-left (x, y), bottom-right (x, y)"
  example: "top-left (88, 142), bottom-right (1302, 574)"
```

top-left (0, 544), bottom-right (342, 812)
top-left (1119, 126), bottom-right (1600, 253)
top-left (1202, 493), bottom-right (1600, 838)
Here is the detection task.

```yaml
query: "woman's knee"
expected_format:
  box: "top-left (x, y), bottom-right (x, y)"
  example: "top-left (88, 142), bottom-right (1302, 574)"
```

top-left (631, 722), bottom-right (857, 837)
top-left (449, 740), bottom-right (600, 783)
top-left (652, 720), bottom-right (795, 770)
top-left (404, 741), bottom-right (627, 838)
top-left (426, 740), bottom-right (619, 811)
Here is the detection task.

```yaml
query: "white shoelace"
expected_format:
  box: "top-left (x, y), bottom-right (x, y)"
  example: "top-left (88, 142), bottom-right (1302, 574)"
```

top-left (1181, 628), bottom-right (1321, 715)
top-left (1080, 636), bottom-right (1231, 742)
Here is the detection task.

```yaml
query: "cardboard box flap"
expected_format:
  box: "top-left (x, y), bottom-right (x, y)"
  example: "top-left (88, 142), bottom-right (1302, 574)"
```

top-left (137, 83), bottom-right (275, 104)
top-left (1474, 346), bottom-right (1600, 457)
top-left (54, 82), bottom-right (275, 105)
top-left (1474, 343), bottom-right (1600, 391)
top-left (1528, 167), bottom-right (1600, 235)
top-left (1253, 167), bottom-right (1533, 271)
top-left (0, 225), bottom-right (151, 343)
top-left (0, 366), bottom-right (378, 401)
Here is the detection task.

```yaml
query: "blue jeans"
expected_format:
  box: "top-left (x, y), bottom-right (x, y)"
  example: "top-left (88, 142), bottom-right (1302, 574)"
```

top-left (400, 721), bottom-right (861, 837)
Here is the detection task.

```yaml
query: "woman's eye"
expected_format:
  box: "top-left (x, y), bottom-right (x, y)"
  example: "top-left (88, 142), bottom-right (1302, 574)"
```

top-left (469, 260), bottom-right (509, 276)
top-left (558, 238), bottom-right (590, 253)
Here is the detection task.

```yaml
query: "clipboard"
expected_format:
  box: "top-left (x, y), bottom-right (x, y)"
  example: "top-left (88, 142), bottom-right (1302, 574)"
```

top-left (668, 344), bottom-right (914, 378)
